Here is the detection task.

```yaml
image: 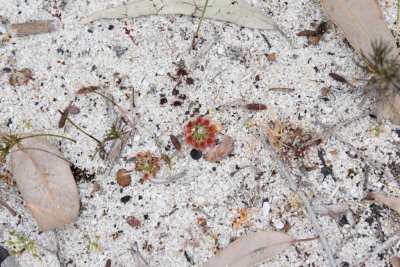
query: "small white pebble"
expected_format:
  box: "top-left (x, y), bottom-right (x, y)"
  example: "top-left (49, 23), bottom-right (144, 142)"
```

top-left (262, 201), bottom-right (271, 217)
top-left (217, 46), bottom-right (225, 55)
top-left (133, 135), bottom-right (141, 142)
top-left (272, 218), bottom-right (284, 230)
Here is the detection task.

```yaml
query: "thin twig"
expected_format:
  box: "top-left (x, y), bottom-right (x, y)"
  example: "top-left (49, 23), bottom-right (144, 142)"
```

top-left (0, 196), bottom-right (16, 216)
top-left (259, 128), bottom-right (338, 267)
top-left (363, 165), bottom-right (370, 191)
top-left (149, 172), bottom-right (187, 184)
top-left (362, 234), bottom-right (400, 264)
top-left (53, 230), bottom-right (65, 267)
top-left (131, 241), bottom-right (149, 266)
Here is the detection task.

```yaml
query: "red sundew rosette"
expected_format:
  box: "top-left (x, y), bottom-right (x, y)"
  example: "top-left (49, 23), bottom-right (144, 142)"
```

top-left (183, 116), bottom-right (217, 150)
top-left (134, 151), bottom-right (160, 180)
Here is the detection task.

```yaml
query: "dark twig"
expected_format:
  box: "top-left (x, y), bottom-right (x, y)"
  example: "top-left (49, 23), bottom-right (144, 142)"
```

top-left (363, 165), bottom-right (370, 191)
top-left (259, 128), bottom-right (338, 267)
top-left (317, 149), bottom-right (337, 182)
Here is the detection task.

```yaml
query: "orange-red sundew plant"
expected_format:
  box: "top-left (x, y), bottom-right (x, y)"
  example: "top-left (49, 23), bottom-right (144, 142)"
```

top-left (183, 116), bottom-right (217, 150)
top-left (134, 151), bottom-right (160, 180)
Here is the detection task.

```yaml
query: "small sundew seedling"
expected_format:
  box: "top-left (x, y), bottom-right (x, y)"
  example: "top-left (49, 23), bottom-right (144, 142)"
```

top-left (6, 231), bottom-right (39, 258)
top-left (86, 235), bottom-right (101, 252)
top-left (368, 124), bottom-right (385, 137)
top-left (183, 116), bottom-right (217, 150)
top-left (134, 151), bottom-right (160, 180)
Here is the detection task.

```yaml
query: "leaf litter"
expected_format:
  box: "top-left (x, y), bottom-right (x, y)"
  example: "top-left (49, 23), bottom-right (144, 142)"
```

top-left (1, 0), bottom-right (400, 266)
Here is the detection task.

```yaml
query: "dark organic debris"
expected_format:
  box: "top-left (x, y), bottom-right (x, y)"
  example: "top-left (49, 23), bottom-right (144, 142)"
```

top-left (329, 72), bottom-right (348, 84)
top-left (190, 149), bottom-right (202, 160)
top-left (121, 195), bottom-right (132, 204)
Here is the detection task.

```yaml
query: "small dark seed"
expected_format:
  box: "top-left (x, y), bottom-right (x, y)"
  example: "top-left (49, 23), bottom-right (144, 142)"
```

top-left (160, 98), bottom-right (168, 105)
top-left (186, 77), bottom-right (194, 85)
top-left (172, 100), bottom-right (182, 107)
top-left (190, 149), bottom-right (202, 160)
top-left (120, 195), bottom-right (132, 204)
top-left (178, 94), bottom-right (187, 100)
top-left (172, 88), bottom-right (179, 95)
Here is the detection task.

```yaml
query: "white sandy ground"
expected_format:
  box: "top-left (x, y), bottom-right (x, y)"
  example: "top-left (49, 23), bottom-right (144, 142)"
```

top-left (0, 0), bottom-right (399, 266)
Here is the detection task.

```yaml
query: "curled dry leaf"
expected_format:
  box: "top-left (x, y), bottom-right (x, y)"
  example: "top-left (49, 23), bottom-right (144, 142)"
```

top-left (367, 192), bottom-right (400, 214)
top-left (320, 0), bottom-right (399, 59)
top-left (9, 68), bottom-right (33, 86)
top-left (11, 136), bottom-right (80, 231)
top-left (203, 135), bottom-right (234, 162)
top-left (82, 0), bottom-right (288, 40)
top-left (204, 231), bottom-right (313, 267)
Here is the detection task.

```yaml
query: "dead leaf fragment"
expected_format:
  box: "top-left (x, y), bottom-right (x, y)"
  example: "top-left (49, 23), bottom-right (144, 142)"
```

top-left (11, 136), bottom-right (80, 231)
top-left (82, 0), bottom-right (288, 41)
top-left (76, 86), bottom-right (99, 94)
top-left (204, 231), bottom-right (294, 267)
top-left (320, 0), bottom-right (399, 59)
top-left (9, 68), bottom-right (33, 86)
top-left (367, 192), bottom-right (400, 214)
top-left (11, 20), bottom-right (56, 37)
top-left (203, 135), bottom-right (234, 162)
top-left (391, 256), bottom-right (400, 267)
top-left (0, 196), bottom-right (17, 216)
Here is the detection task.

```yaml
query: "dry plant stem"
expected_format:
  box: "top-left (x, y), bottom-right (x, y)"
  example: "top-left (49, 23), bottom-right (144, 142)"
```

top-left (65, 117), bottom-right (101, 144)
top-left (0, 196), bottom-right (16, 216)
top-left (149, 171), bottom-right (187, 184)
top-left (259, 129), bottom-right (338, 267)
top-left (53, 230), bottom-right (65, 267)
top-left (20, 133), bottom-right (76, 143)
top-left (131, 241), bottom-right (149, 266)
top-left (192, 0), bottom-right (209, 49)
top-left (362, 234), bottom-right (400, 264)
top-left (398, 0), bottom-right (400, 27)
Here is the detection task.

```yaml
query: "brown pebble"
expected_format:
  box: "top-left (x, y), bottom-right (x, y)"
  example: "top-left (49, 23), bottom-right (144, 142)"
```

top-left (197, 217), bottom-right (207, 227)
top-left (203, 135), bottom-right (234, 162)
top-left (308, 35), bottom-right (320, 46)
top-left (320, 87), bottom-right (330, 96)
top-left (266, 53), bottom-right (276, 62)
top-left (116, 169), bottom-right (131, 187)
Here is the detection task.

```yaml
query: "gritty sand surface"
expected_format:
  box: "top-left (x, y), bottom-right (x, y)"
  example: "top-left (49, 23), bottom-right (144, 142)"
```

top-left (0, 0), bottom-right (400, 266)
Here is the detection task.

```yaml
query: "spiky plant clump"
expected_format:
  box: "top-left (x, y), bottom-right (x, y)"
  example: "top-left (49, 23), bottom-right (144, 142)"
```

top-left (183, 116), bottom-right (217, 150)
top-left (362, 41), bottom-right (400, 101)
top-left (361, 41), bottom-right (400, 124)
top-left (134, 151), bottom-right (160, 180)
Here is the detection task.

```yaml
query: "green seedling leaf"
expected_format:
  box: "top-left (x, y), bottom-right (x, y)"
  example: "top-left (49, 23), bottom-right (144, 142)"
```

top-left (82, 0), bottom-right (287, 39)
top-left (11, 136), bottom-right (80, 231)
top-left (204, 231), bottom-right (316, 267)
top-left (320, 0), bottom-right (399, 59)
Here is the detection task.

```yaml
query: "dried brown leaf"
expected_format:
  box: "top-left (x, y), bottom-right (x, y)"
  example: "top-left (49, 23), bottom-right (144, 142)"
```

top-left (245, 103), bottom-right (267, 111)
top-left (367, 192), bottom-right (400, 213)
top-left (203, 135), bottom-right (234, 162)
top-left (76, 86), bottom-right (99, 94)
top-left (329, 72), bottom-right (347, 84)
top-left (204, 231), bottom-right (294, 267)
top-left (11, 137), bottom-right (80, 231)
top-left (320, 0), bottom-right (399, 59)
top-left (11, 20), bottom-right (56, 37)
top-left (170, 135), bottom-right (181, 151)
